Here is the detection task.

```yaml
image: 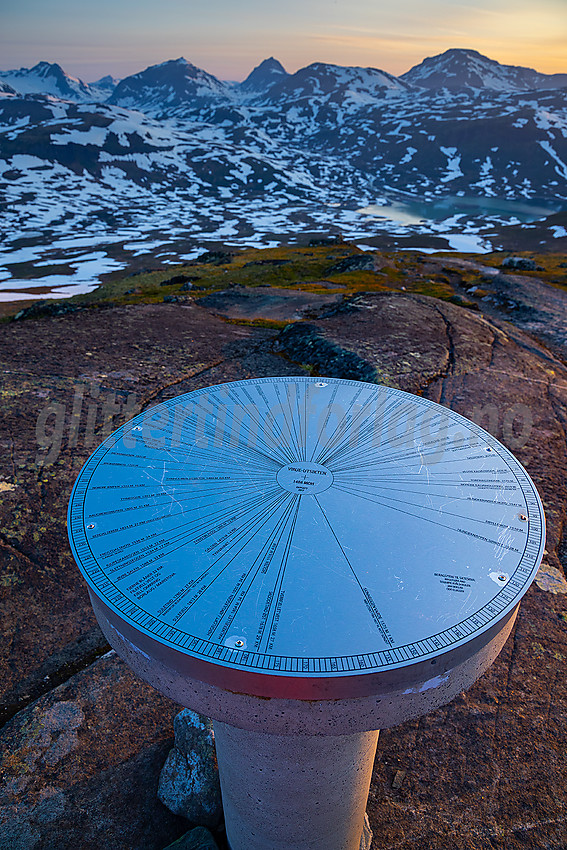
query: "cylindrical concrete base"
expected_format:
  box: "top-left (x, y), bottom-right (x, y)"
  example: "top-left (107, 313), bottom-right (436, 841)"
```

top-left (213, 721), bottom-right (379, 850)
top-left (91, 593), bottom-right (518, 734)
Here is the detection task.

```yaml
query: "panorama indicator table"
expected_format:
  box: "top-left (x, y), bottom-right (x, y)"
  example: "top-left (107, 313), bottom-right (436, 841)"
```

top-left (68, 376), bottom-right (546, 850)
top-left (68, 376), bottom-right (544, 696)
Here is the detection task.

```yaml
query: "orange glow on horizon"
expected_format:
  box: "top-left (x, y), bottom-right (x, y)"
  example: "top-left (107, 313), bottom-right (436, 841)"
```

top-left (1, 0), bottom-right (566, 82)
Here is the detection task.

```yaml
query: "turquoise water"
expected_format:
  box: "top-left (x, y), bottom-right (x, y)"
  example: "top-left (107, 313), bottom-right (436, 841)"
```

top-left (358, 195), bottom-right (565, 226)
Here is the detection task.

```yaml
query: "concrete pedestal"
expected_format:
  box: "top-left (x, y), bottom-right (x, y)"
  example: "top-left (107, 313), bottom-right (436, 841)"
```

top-left (213, 723), bottom-right (378, 850)
top-left (69, 377), bottom-right (545, 850)
top-left (90, 593), bottom-right (518, 733)
top-left (92, 596), bottom-right (517, 850)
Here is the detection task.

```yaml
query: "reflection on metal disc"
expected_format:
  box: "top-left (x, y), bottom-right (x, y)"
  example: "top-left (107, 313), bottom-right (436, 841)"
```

top-left (68, 377), bottom-right (545, 678)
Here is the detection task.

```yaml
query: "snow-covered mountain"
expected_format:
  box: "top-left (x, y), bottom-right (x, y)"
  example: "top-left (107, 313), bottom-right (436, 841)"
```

top-left (262, 62), bottom-right (411, 104)
top-left (0, 47), bottom-right (565, 279)
top-left (89, 74), bottom-right (121, 99)
top-left (0, 61), bottom-right (97, 101)
top-left (106, 58), bottom-right (415, 130)
top-left (2, 78), bottom-right (564, 208)
top-left (240, 58), bottom-right (288, 94)
top-left (108, 58), bottom-right (232, 117)
top-left (401, 48), bottom-right (567, 92)
top-left (3, 48), bottom-right (565, 108)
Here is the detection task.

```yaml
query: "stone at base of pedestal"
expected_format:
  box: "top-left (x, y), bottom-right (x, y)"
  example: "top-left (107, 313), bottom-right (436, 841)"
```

top-left (360, 814), bottom-right (373, 850)
top-left (158, 709), bottom-right (222, 829)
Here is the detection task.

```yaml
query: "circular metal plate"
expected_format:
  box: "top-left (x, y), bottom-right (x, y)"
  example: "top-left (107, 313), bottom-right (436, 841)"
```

top-left (68, 377), bottom-right (545, 686)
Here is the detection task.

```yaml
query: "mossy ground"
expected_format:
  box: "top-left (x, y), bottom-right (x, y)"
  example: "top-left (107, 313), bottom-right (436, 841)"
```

top-left (97, 245), bottom-right (463, 304)
top-left (3, 245), bottom-right (567, 324)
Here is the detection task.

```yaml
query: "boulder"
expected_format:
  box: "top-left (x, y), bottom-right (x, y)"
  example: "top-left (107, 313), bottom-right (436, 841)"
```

top-left (501, 256), bottom-right (537, 270)
top-left (326, 253), bottom-right (376, 274)
top-left (0, 652), bottom-right (185, 850)
top-left (161, 825), bottom-right (219, 850)
top-left (158, 710), bottom-right (223, 829)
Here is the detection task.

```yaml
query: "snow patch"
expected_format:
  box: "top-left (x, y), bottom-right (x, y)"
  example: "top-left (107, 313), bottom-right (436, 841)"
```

top-left (400, 146), bottom-right (417, 164)
top-left (0, 251), bottom-right (124, 301)
top-left (439, 146), bottom-right (463, 182)
top-left (51, 126), bottom-right (108, 146)
top-left (538, 140), bottom-right (567, 179)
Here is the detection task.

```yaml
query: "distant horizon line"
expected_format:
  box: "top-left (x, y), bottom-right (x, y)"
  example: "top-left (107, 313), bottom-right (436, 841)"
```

top-left (1, 46), bottom-right (566, 85)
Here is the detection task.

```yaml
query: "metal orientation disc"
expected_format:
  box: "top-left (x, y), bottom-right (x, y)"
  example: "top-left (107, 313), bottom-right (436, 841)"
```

top-left (68, 377), bottom-right (545, 695)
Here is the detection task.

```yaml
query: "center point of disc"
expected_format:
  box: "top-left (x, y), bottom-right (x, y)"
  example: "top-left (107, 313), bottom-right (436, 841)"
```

top-left (276, 463), bottom-right (334, 495)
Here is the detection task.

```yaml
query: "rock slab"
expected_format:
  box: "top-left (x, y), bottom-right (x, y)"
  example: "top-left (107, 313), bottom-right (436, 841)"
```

top-left (1, 286), bottom-right (566, 849)
top-left (0, 651), bottom-right (186, 850)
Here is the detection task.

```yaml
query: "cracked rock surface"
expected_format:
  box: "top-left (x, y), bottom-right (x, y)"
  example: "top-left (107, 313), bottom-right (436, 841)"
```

top-left (198, 285), bottom-right (341, 321)
top-left (0, 285), bottom-right (566, 849)
top-left (430, 256), bottom-right (567, 360)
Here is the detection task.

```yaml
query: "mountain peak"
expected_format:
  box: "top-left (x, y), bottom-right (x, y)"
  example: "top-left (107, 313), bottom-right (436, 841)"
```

top-left (261, 57), bottom-right (285, 70)
top-left (90, 74), bottom-right (119, 87)
top-left (401, 48), bottom-right (563, 92)
top-left (438, 48), bottom-right (484, 60)
top-left (33, 60), bottom-right (61, 74)
top-left (240, 57), bottom-right (287, 93)
top-left (0, 61), bottom-right (93, 100)
top-left (108, 57), bottom-right (230, 114)
top-left (88, 74), bottom-right (120, 97)
top-left (149, 57), bottom-right (197, 72)
top-left (30, 61), bottom-right (71, 82)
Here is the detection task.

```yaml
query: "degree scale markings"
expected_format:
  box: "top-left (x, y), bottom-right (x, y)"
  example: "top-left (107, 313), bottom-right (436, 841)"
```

top-left (68, 377), bottom-right (545, 679)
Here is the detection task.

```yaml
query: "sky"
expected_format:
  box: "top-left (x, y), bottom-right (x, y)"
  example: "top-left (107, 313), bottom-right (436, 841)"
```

top-left (2, 0), bottom-right (566, 82)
